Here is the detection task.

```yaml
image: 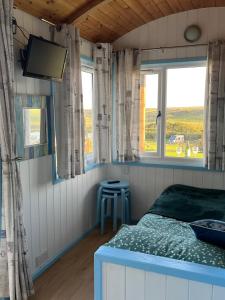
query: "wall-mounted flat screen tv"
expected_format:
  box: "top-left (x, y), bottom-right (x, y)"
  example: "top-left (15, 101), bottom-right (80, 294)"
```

top-left (22, 34), bottom-right (68, 81)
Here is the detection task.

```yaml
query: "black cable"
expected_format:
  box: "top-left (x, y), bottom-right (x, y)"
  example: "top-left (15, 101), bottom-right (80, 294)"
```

top-left (12, 17), bottom-right (29, 41)
top-left (17, 25), bottom-right (29, 41)
top-left (13, 37), bottom-right (25, 47)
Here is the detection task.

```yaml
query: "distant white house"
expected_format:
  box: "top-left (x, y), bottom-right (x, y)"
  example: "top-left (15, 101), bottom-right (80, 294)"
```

top-left (169, 135), bottom-right (185, 144)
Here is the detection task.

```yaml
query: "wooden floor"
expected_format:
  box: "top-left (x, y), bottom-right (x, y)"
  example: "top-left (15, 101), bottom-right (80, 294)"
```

top-left (30, 225), bottom-right (114, 300)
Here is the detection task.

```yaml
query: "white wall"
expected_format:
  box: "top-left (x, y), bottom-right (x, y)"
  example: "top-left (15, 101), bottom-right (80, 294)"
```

top-left (13, 6), bottom-right (225, 276)
top-left (113, 7), bottom-right (225, 61)
top-left (106, 164), bottom-right (225, 221)
top-left (13, 8), bottom-right (104, 275)
top-left (102, 262), bottom-right (225, 300)
top-left (109, 7), bottom-right (225, 221)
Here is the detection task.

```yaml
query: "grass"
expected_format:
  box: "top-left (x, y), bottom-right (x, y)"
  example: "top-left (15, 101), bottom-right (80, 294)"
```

top-left (143, 106), bottom-right (204, 159)
top-left (144, 141), bottom-right (204, 159)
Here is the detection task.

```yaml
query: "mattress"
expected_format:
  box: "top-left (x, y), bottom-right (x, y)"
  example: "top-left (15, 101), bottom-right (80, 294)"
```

top-left (106, 184), bottom-right (225, 269)
top-left (106, 213), bottom-right (225, 269)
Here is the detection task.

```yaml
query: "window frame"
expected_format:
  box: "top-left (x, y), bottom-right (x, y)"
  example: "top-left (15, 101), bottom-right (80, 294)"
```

top-left (140, 59), bottom-right (207, 166)
top-left (140, 69), bottom-right (163, 159)
top-left (81, 65), bottom-right (95, 166)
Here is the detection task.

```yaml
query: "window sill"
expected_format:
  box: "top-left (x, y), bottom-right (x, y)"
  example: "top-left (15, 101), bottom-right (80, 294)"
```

top-left (112, 159), bottom-right (210, 172)
top-left (85, 162), bottom-right (105, 172)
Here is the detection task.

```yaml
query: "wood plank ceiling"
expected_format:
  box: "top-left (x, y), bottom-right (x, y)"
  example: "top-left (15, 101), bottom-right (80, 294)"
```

top-left (14, 0), bottom-right (225, 42)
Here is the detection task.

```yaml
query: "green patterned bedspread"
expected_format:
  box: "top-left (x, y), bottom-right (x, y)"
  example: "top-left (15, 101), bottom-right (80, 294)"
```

top-left (106, 214), bottom-right (225, 269)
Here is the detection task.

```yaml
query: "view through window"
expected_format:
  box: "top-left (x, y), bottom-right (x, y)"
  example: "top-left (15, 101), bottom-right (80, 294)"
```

top-left (165, 67), bottom-right (206, 159)
top-left (82, 70), bottom-right (94, 163)
top-left (140, 64), bottom-right (206, 161)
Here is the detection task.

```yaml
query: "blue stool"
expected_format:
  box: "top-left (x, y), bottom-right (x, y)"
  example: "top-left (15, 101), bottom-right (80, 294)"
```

top-left (97, 180), bottom-right (131, 234)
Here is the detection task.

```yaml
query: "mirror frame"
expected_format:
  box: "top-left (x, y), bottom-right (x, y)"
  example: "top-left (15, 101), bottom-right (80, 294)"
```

top-left (15, 95), bottom-right (52, 160)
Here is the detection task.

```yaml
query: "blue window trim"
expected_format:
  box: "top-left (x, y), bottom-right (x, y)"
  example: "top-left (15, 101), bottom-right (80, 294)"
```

top-left (51, 54), bottom-right (102, 184)
top-left (50, 78), bottom-right (104, 184)
top-left (81, 55), bottom-right (94, 67)
top-left (112, 55), bottom-right (209, 170)
top-left (50, 81), bottom-right (102, 184)
top-left (111, 160), bottom-right (219, 172)
top-left (141, 56), bottom-right (207, 69)
top-left (94, 246), bottom-right (225, 300)
top-left (50, 81), bottom-right (62, 185)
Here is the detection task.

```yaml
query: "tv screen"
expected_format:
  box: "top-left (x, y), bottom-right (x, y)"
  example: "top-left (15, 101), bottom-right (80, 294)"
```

top-left (23, 35), bottom-right (68, 81)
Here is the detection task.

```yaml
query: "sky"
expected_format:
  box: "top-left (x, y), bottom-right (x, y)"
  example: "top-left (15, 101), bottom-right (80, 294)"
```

top-left (145, 66), bottom-right (207, 108)
top-left (82, 71), bottom-right (93, 110)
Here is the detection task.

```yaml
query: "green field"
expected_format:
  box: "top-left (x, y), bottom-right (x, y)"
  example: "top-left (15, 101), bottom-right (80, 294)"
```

top-left (144, 106), bottom-right (204, 159)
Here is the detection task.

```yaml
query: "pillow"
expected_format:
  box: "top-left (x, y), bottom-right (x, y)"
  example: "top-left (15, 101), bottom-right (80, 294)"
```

top-left (190, 219), bottom-right (225, 248)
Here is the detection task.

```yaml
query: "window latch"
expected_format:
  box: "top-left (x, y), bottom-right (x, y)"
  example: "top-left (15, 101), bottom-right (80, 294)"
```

top-left (156, 110), bottom-right (161, 124)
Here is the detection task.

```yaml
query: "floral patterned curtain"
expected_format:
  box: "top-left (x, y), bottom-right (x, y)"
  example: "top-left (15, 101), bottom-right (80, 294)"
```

top-left (114, 49), bottom-right (141, 162)
top-left (205, 41), bottom-right (225, 171)
top-left (0, 1), bottom-right (33, 298)
top-left (93, 43), bottom-right (112, 164)
top-left (55, 25), bottom-right (85, 179)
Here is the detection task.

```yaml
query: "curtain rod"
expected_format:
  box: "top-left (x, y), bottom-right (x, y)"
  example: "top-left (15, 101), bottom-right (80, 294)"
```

top-left (141, 43), bottom-right (208, 51)
top-left (113, 43), bottom-right (208, 52)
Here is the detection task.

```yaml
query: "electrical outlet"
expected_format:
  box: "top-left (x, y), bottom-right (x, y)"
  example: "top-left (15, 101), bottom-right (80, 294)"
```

top-left (35, 251), bottom-right (48, 268)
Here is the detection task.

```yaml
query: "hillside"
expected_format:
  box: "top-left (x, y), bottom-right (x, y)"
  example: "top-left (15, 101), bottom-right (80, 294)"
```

top-left (145, 106), bottom-right (204, 141)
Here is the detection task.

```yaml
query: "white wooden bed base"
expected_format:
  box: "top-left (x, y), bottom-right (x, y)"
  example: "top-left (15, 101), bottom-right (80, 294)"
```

top-left (94, 246), bottom-right (225, 300)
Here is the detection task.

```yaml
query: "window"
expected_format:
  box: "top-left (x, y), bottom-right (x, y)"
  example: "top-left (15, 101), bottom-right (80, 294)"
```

top-left (81, 69), bottom-right (94, 165)
top-left (140, 61), bottom-right (207, 164)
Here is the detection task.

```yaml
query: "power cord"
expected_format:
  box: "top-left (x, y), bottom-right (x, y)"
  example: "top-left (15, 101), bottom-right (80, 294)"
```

top-left (12, 17), bottom-right (29, 40)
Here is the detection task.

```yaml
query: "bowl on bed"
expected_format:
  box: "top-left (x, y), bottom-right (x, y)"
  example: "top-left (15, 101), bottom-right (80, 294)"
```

top-left (190, 219), bottom-right (225, 248)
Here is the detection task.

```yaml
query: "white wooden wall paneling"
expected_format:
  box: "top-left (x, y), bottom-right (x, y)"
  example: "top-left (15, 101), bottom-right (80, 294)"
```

top-left (102, 263), bottom-right (225, 300)
top-left (103, 263), bottom-right (125, 300)
top-left (145, 272), bottom-right (167, 300)
top-left (212, 285), bottom-right (225, 300)
top-left (188, 280), bottom-right (213, 300)
top-left (13, 8), bottom-right (104, 275)
top-left (14, 6), bottom-right (225, 276)
top-left (113, 8), bottom-right (225, 62)
top-left (107, 166), bottom-right (225, 220)
top-left (125, 267), bottom-right (145, 300)
top-left (19, 157), bottom-right (106, 274)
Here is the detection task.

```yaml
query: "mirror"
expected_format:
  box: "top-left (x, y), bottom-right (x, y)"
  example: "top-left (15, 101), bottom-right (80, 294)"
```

top-left (23, 108), bottom-right (47, 147)
top-left (15, 95), bottom-right (52, 161)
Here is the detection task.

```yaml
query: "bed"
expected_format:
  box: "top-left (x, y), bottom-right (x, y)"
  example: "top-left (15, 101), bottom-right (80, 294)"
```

top-left (94, 184), bottom-right (225, 300)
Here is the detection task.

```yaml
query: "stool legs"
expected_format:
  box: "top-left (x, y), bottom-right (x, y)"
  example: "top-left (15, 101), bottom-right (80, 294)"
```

top-left (126, 192), bottom-right (131, 224)
top-left (101, 197), bottom-right (106, 235)
top-left (113, 194), bottom-right (118, 232)
top-left (96, 186), bottom-right (103, 224)
top-left (121, 189), bottom-right (126, 225)
top-left (97, 185), bottom-right (131, 234)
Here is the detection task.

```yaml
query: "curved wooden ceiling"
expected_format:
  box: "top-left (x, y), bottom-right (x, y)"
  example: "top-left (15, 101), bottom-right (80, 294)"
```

top-left (14, 0), bottom-right (225, 42)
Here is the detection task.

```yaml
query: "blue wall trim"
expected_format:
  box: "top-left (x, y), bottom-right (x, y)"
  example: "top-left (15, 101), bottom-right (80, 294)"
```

top-left (33, 222), bottom-right (99, 281)
top-left (94, 246), bottom-right (225, 300)
top-left (85, 162), bottom-right (106, 172)
top-left (112, 160), bottom-right (222, 172)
